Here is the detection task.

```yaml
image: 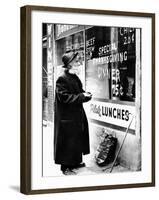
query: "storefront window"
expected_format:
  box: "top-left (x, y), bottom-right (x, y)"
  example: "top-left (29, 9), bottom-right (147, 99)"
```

top-left (116, 27), bottom-right (136, 101)
top-left (85, 27), bottom-right (110, 99)
top-left (56, 30), bottom-right (85, 84)
top-left (85, 26), bottom-right (136, 102)
top-left (55, 25), bottom-right (136, 102)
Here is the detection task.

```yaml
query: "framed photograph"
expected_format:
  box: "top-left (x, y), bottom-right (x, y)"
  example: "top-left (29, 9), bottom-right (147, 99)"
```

top-left (20, 5), bottom-right (155, 194)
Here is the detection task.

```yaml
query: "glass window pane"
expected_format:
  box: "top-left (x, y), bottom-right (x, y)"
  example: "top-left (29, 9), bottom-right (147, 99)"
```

top-left (85, 27), bottom-right (110, 99)
top-left (85, 26), bottom-right (136, 102)
top-left (56, 30), bottom-right (84, 84)
top-left (117, 27), bottom-right (136, 101)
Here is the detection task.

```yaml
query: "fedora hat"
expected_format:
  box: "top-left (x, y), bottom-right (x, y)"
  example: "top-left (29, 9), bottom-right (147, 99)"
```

top-left (62, 51), bottom-right (78, 68)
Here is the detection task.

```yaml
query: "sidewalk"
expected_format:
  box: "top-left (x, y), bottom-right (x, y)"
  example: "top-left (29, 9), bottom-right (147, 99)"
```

top-left (42, 121), bottom-right (131, 177)
top-left (71, 157), bottom-right (130, 176)
top-left (73, 163), bottom-right (130, 176)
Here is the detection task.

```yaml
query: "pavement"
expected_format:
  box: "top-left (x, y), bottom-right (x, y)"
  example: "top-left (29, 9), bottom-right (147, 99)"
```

top-left (70, 158), bottom-right (130, 176)
top-left (42, 121), bottom-right (131, 177)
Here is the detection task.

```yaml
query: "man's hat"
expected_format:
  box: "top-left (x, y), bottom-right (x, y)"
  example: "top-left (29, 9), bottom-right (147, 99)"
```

top-left (62, 51), bottom-right (78, 68)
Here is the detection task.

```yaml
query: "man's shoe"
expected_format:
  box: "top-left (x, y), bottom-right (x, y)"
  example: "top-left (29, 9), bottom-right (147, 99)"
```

top-left (72, 162), bottom-right (86, 169)
top-left (62, 168), bottom-right (76, 175)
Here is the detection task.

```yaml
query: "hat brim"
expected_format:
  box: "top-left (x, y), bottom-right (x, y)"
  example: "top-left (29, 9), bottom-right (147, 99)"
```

top-left (62, 52), bottom-right (78, 68)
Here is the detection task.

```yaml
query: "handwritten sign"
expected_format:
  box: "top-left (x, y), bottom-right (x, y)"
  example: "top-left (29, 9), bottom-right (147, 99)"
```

top-left (85, 26), bottom-right (136, 101)
top-left (85, 100), bottom-right (135, 130)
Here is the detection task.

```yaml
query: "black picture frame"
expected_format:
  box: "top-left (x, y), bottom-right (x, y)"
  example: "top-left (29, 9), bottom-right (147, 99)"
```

top-left (20, 5), bottom-right (155, 194)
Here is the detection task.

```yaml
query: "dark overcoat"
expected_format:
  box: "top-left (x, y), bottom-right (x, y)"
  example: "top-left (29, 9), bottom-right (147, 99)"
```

top-left (54, 71), bottom-right (90, 166)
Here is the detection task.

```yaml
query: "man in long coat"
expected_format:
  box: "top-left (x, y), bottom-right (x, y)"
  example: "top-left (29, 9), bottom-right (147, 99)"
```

top-left (54, 51), bottom-right (92, 175)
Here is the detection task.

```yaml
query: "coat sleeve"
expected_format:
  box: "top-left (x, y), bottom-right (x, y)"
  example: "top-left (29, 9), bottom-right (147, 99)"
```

top-left (56, 77), bottom-right (90, 104)
top-left (74, 74), bottom-right (85, 93)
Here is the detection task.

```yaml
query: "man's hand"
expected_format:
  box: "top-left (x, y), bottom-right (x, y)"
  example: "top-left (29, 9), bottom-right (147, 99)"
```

top-left (83, 92), bottom-right (92, 98)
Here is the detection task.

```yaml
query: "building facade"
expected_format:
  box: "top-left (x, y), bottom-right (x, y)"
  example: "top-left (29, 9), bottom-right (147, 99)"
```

top-left (42, 23), bottom-right (141, 171)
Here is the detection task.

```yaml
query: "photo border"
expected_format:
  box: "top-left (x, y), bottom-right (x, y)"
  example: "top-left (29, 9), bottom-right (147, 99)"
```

top-left (20, 5), bottom-right (155, 194)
